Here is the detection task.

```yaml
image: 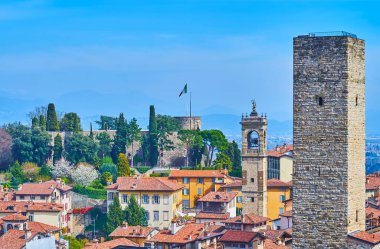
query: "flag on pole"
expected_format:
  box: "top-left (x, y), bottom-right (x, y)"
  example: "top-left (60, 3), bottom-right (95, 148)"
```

top-left (179, 83), bottom-right (188, 97)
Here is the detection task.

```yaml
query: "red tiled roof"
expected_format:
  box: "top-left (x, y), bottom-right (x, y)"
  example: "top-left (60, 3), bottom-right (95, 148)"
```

top-left (349, 231), bottom-right (380, 245)
top-left (169, 170), bottom-right (227, 178)
top-left (366, 206), bottom-right (380, 218)
top-left (195, 212), bottom-right (230, 220)
top-left (279, 210), bottom-right (292, 217)
top-left (267, 179), bottom-right (292, 188)
top-left (0, 229), bottom-right (27, 249)
top-left (110, 224), bottom-right (155, 238)
top-left (197, 192), bottom-right (237, 203)
top-left (0, 190), bottom-right (15, 201)
top-left (264, 239), bottom-right (290, 249)
top-left (220, 179), bottom-right (242, 188)
top-left (219, 230), bottom-right (261, 243)
top-left (106, 177), bottom-right (183, 192)
top-left (85, 238), bottom-right (139, 249)
top-left (263, 229), bottom-right (292, 242)
top-left (267, 144), bottom-right (293, 158)
top-left (15, 180), bottom-right (72, 195)
top-left (28, 221), bottom-right (61, 234)
top-left (0, 201), bottom-right (63, 213)
top-left (2, 213), bottom-right (28, 221)
top-left (366, 176), bottom-right (380, 190)
top-left (224, 213), bottom-right (269, 225)
top-left (149, 223), bottom-right (224, 244)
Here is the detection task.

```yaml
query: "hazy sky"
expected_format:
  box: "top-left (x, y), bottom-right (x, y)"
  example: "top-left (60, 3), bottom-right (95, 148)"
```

top-left (1, 0), bottom-right (379, 124)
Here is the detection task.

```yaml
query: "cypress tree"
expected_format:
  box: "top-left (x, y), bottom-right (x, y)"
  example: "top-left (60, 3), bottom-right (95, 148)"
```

top-left (53, 134), bottom-right (63, 163)
top-left (148, 105), bottom-right (158, 166)
top-left (89, 123), bottom-right (94, 139)
top-left (111, 113), bottom-right (127, 163)
top-left (46, 103), bottom-right (59, 131)
top-left (105, 196), bottom-right (124, 236)
top-left (31, 117), bottom-right (39, 129)
top-left (117, 153), bottom-right (130, 176)
top-left (39, 115), bottom-right (46, 131)
top-left (125, 195), bottom-right (148, 226)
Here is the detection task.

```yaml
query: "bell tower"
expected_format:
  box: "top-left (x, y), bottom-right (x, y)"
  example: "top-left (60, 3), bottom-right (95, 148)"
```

top-left (241, 100), bottom-right (267, 216)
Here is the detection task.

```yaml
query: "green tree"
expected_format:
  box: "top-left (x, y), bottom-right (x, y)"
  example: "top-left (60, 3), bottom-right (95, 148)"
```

top-left (101, 171), bottom-right (113, 185)
top-left (117, 153), bottom-right (130, 177)
top-left (225, 141), bottom-right (241, 169)
top-left (125, 195), bottom-right (148, 226)
top-left (201, 130), bottom-right (228, 166)
top-left (148, 105), bottom-right (158, 166)
top-left (39, 164), bottom-right (52, 180)
top-left (46, 103), bottom-right (59, 131)
top-left (89, 123), bottom-right (94, 139)
top-left (111, 113), bottom-right (127, 163)
top-left (5, 123), bottom-right (33, 164)
top-left (178, 129), bottom-right (204, 167)
top-left (22, 162), bottom-right (40, 181)
top-left (96, 115), bottom-right (117, 130)
top-left (96, 132), bottom-right (112, 158)
top-left (53, 134), bottom-right (63, 163)
top-left (100, 162), bottom-right (118, 181)
top-left (105, 196), bottom-right (125, 235)
top-left (156, 115), bottom-right (180, 151)
top-left (60, 112), bottom-right (81, 132)
top-left (31, 127), bottom-right (52, 166)
top-left (64, 133), bottom-right (98, 164)
top-left (212, 153), bottom-right (232, 171)
top-left (39, 115), bottom-right (46, 131)
top-left (126, 118), bottom-right (141, 166)
top-left (31, 117), bottom-right (39, 129)
top-left (141, 134), bottom-right (150, 165)
top-left (9, 161), bottom-right (26, 187)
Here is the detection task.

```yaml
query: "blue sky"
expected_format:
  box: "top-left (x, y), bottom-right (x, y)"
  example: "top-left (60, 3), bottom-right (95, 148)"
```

top-left (0, 0), bottom-right (380, 131)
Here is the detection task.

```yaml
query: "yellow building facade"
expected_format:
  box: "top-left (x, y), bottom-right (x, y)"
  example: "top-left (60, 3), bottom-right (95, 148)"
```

top-left (220, 178), bottom-right (243, 213)
top-left (266, 179), bottom-right (292, 223)
top-left (168, 170), bottom-right (229, 209)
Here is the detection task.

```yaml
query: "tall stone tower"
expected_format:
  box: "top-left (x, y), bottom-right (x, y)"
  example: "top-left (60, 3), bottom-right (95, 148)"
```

top-left (293, 32), bottom-right (365, 248)
top-left (241, 100), bottom-right (267, 216)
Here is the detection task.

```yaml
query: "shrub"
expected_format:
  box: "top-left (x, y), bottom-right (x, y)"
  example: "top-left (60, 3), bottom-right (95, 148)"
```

top-left (134, 166), bottom-right (150, 174)
top-left (99, 163), bottom-right (117, 181)
top-left (73, 185), bottom-right (106, 200)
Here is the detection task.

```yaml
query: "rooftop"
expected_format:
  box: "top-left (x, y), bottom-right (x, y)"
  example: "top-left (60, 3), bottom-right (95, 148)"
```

top-left (109, 224), bottom-right (156, 238)
top-left (219, 230), bottom-right (262, 243)
top-left (169, 170), bottom-right (227, 178)
top-left (267, 179), bottom-right (292, 188)
top-left (85, 238), bottom-right (139, 249)
top-left (106, 177), bottom-right (183, 192)
top-left (348, 231), bottom-right (380, 245)
top-left (195, 212), bottom-right (230, 220)
top-left (224, 213), bottom-right (269, 225)
top-left (197, 192), bottom-right (237, 203)
top-left (15, 180), bottom-right (72, 195)
top-left (267, 144), bottom-right (293, 158)
top-left (0, 201), bottom-right (63, 213)
top-left (298, 31), bottom-right (357, 39)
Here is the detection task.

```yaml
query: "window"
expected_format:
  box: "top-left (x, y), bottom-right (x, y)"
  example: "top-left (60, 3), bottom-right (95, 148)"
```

top-left (29, 212), bottom-right (34, 221)
top-left (212, 178), bottom-right (215, 183)
top-left (237, 196), bottom-right (243, 203)
top-left (183, 188), bottom-right (189, 196)
top-left (163, 211), bottom-right (169, 221)
top-left (197, 178), bottom-right (203, 184)
top-left (108, 192), bottom-right (114, 201)
top-left (30, 195), bottom-right (35, 200)
top-left (146, 211), bottom-right (150, 221)
top-left (198, 188), bottom-right (202, 195)
top-left (356, 210), bottom-right (359, 222)
top-left (279, 208), bottom-right (284, 214)
top-left (153, 211), bottom-right (159, 221)
top-left (142, 195), bottom-right (149, 204)
top-left (317, 96), bottom-right (324, 106)
top-left (40, 196), bottom-right (45, 200)
top-left (20, 196), bottom-right (24, 200)
top-left (163, 195), bottom-right (169, 205)
top-left (227, 187), bottom-right (231, 192)
top-left (280, 195), bottom-right (285, 203)
top-left (250, 178), bottom-right (254, 183)
top-left (250, 197), bottom-right (255, 202)
top-left (153, 195), bottom-right (160, 204)
top-left (183, 178), bottom-right (189, 184)
top-left (122, 194), bottom-right (128, 204)
top-left (356, 95), bottom-right (358, 106)
top-left (183, 200), bottom-right (190, 208)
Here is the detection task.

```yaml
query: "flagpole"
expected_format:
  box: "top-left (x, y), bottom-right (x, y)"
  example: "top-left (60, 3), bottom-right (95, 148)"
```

top-left (190, 91), bottom-right (192, 130)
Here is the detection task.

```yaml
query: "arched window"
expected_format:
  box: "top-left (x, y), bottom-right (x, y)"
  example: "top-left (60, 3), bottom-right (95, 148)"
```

top-left (7, 224), bottom-right (13, 230)
top-left (248, 131), bottom-right (259, 149)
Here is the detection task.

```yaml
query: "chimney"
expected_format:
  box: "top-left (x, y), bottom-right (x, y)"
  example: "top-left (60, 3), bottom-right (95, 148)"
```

top-left (56, 178), bottom-right (61, 183)
top-left (122, 222), bottom-right (128, 228)
top-left (24, 229), bottom-right (32, 239)
top-left (187, 235), bottom-right (192, 241)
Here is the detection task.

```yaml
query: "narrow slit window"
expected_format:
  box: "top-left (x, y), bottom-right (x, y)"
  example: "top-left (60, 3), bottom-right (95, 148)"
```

top-left (356, 210), bottom-right (359, 222)
top-left (356, 95), bottom-right (358, 106)
top-left (318, 96), bottom-right (323, 106)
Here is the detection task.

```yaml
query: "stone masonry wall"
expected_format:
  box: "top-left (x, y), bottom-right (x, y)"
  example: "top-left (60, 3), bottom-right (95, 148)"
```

top-left (293, 35), bottom-right (365, 248)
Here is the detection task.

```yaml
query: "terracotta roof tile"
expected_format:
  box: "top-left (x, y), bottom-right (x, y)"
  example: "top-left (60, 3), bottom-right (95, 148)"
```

top-left (267, 145), bottom-right (293, 158)
top-left (195, 212), bottom-right (230, 220)
top-left (279, 210), bottom-right (292, 217)
top-left (224, 213), bottom-right (269, 225)
top-left (149, 223), bottom-right (224, 244)
top-left (0, 229), bottom-right (27, 249)
top-left (169, 170), bottom-right (227, 178)
top-left (0, 201), bottom-right (63, 213)
top-left (198, 192), bottom-right (237, 203)
top-left (0, 190), bottom-right (15, 201)
top-left (349, 231), bottom-right (380, 245)
top-left (106, 177), bottom-right (183, 192)
top-left (15, 180), bottom-right (72, 195)
top-left (110, 225), bottom-right (155, 238)
top-left (264, 239), bottom-right (290, 249)
top-left (267, 179), bottom-right (292, 188)
top-left (219, 230), bottom-right (262, 243)
top-left (28, 221), bottom-right (61, 233)
top-left (263, 229), bottom-right (292, 242)
top-left (2, 213), bottom-right (28, 221)
top-left (220, 179), bottom-right (242, 188)
top-left (85, 238), bottom-right (139, 248)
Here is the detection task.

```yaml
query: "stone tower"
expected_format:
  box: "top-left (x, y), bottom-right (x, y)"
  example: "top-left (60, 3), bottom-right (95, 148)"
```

top-left (241, 100), bottom-right (267, 216)
top-left (293, 32), bottom-right (365, 248)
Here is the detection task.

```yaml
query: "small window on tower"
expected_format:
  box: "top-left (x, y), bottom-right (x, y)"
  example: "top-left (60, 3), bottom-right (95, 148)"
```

top-left (356, 95), bottom-right (358, 106)
top-left (356, 210), bottom-right (359, 222)
top-left (318, 96), bottom-right (324, 106)
top-left (251, 178), bottom-right (254, 183)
